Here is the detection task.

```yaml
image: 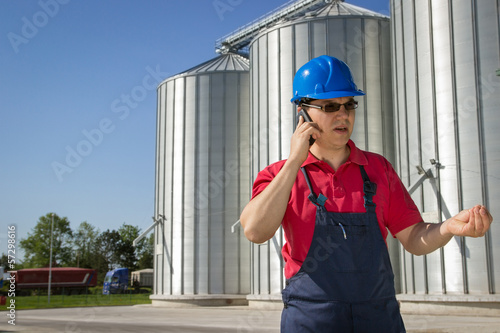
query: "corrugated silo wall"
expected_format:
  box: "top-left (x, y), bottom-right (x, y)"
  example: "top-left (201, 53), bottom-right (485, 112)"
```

top-left (248, 14), bottom-right (394, 299)
top-left (391, 0), bottom-right (499, 297)
top-left (153, 64), bottom-right (251, 299)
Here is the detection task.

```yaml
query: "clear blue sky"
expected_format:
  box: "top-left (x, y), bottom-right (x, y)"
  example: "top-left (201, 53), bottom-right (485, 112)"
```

top-left (0, 0), bottom-right (389, 262)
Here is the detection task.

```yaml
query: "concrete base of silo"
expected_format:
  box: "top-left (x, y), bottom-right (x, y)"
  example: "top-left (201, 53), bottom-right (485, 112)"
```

top-left (150, 294), bottom-right (248, 307)
top-left (246, 294), bottom-right (283, 310)
top-left (397, 294), bottom-right (500, 317)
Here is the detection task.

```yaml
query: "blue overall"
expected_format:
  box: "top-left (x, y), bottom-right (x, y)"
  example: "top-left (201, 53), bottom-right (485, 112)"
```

top-left (281, 165), bottom-right (406, 332)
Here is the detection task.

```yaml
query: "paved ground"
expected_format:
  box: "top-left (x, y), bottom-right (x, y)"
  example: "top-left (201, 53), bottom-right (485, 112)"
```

top-left (1, 305), bottom-right (500, 332)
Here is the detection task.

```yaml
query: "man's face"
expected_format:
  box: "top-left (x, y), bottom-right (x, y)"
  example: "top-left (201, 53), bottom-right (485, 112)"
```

top-left (301, 96), bottom-right (356, 149)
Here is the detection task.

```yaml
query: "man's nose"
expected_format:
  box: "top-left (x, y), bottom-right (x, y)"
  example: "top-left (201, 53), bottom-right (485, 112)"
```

top-left (335, 105), bottom-right (350, 117)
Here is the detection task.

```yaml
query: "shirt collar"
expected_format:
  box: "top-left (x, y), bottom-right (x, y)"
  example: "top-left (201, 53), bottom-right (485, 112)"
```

top-left (301, 140), bottom-right (368, 167)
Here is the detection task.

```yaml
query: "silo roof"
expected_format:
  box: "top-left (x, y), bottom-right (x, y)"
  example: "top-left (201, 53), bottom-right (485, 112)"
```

top-left (160, 53), bottom-right (249, 85)
top-left (178, 53), bottom-right (249, 75)
top-left (310, 1), bottom-right (389, 18)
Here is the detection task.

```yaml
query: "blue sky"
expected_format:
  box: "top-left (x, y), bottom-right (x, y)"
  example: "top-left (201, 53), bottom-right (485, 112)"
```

top-left (0, 0), bottom-right (389, 262)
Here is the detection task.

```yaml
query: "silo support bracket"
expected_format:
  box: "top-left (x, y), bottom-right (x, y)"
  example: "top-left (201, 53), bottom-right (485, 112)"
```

top-left (231, 220), bottom-right (241, 233)
top-left (133, 215), bottom-right (165, 247)
top-left (408, 168), bottom-right (434, 195)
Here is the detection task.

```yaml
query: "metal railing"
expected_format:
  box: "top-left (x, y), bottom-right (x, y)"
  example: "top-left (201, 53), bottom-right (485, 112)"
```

top-left (215, 0), bottom-right (334, 53)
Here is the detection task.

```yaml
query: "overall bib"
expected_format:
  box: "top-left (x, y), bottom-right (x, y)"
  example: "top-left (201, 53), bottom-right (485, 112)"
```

top-left (281, 165), bottom-right (406, 333)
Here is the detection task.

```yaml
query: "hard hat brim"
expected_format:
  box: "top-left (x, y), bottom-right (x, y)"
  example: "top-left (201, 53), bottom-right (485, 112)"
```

top-left (291, 89), bottom-right (365, 104)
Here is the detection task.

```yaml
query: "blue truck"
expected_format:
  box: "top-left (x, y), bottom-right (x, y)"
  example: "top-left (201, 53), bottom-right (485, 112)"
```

top-left (102, 268), bottom-right (128, 295)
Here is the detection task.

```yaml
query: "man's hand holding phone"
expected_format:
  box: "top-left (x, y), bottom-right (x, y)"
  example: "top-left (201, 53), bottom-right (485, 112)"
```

top-left (297, 109), bottom-right (316, 146)
top-left (290, 109), bottom-right (320, 165)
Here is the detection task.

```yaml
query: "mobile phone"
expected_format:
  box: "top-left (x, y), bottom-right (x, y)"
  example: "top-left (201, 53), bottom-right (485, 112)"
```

top-left (297, 109), bottom-right (316, 146)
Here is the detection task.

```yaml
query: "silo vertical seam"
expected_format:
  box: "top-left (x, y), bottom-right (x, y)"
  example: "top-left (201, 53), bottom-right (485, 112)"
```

top-left (164, 82), bottom-right (168, 295)
top-left (277, 30), bottom-right (282, 162)
top-left (164, 82), bottom-right (169, 295)
top-left (407, 2), bottom-right (416, 295)
top-left (254, 50), bottom-right (258, 295)
top-left (326, 19), bottom-right (330, 59)
top-left (427, 0), bottom-right (447, 295)
top-left (399, 0), bottom-right (416, 294)
top-left (362, 18), bottom-right (368, 151)
top-left (155, 87), bottom-right (160, 234)
top-left (384, 9), bottom-right (401, 293)
top-left (257, 42), bottom-right (262, 295)
top-left (207, 75), bottom-right (212, 294)
top-left (288, 24), bottom-right (298, 296)
top-left (170, 80), bottom-right (176, 295)
top-left (488, 0), bottom-right (500, 295)
top-left (471, 0), bottom-right (494, 294)
top-left (159, 84), bottom-right (165, 295)
top-left (308, 20), bottom-right (312, 61)
top-left (194, 76), bottom-right (200, 295)
top-left (341, 17), bottom-right (346, 61)
top-left (155, 84), bottom-right (162, 295)
top-left (265, 33), bottom-right (271, 295)
top-left (181, 77), bottom-right (186, 295)
top-left (236, 71), bottom-right (242, 294)
top-left (277, 29), bottom-right (284, 293)
top-left (222, 72), bottom-right (226, 295)
top-left (164, 81), bottom-right (169, 295)
top-left (411, 0), bottom-right (428, 295)
top-left (391, 0), bottom-right (407, 294)
top-left (378, 19), bottom-right (386, 158)
top-left (163, 81), bottom-right (170, 295)
top-left (498, 0), bottom-right (500, 68)
top-left (447, 0), bottom-right (468, 295)
top-left (255, 40), bottom-right (261, 295)
top-left (249, 48), bottom-right (255, 296)
top-left (391, 0), bottom-right (401, 177)
top-left (411, 0), bottom-right (422, 215)
top-left (361, 18), bottom-right (368, 151)
top-left (154, 84), bottom-right (159, 295)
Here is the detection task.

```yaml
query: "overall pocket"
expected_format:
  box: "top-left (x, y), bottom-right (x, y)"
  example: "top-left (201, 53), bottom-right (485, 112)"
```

top-left (324, 216), bottom-right (374, 273)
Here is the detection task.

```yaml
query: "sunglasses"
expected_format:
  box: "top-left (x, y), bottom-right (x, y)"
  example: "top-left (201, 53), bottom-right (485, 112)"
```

top-left (301, 100), bottom-right (358, 112)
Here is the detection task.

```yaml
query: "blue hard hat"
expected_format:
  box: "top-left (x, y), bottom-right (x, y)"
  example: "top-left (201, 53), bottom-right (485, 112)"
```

top-left (290, 55), bottom-right (365, 104)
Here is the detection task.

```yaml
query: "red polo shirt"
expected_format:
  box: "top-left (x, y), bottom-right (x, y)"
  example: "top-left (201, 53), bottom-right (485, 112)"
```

top-left (252, 140), bottom-right (423, 279)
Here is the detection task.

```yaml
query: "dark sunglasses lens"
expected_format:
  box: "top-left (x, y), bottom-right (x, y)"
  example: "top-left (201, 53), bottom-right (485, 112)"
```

top-left (322, 101), bottom-right (358, 112)
top-left (324, 104), bottom-right (341, 112)
top-left (345, 101), bottom-right (358, 110)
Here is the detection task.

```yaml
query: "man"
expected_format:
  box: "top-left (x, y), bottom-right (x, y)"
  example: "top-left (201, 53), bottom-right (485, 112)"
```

top-left (240, 55), bottom-right (493, 332)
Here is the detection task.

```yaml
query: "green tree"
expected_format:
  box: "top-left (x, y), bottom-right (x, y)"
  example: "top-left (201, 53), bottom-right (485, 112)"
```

top-left (0, 253), bottom-right (24, 270)
top-left (19, 213), bottom-right (73, 267)
top-left (71, 221), bottom-right (99, 269)
top-left (137, 233), bottom-right (154, 270)
top-left (93, 229), bottom-right (121, 275)
top-left (0, 253), bottom-right (9, 269)
top-left (116, 224), bottom-right (141, 271)
top-left (92, 225), bottom-right (151, 284)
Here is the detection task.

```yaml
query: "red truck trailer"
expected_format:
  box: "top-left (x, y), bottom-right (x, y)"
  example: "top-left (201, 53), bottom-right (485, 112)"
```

top-left (13, 267), bottom-right (97, 295)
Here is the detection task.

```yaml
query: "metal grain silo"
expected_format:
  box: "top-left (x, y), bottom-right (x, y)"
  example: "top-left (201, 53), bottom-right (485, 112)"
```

top-left (245, 0), bottom-right (395, 306)
top-left (152, 53), bottom-right (251, 306)
top-left (391, 0), bottom-right (500, 312)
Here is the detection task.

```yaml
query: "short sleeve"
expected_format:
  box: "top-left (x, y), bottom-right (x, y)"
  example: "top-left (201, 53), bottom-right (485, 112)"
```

top-left (251, 161), bottom-right (286, 199)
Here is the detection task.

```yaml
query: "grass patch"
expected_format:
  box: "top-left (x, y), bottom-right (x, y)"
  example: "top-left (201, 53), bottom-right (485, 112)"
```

top-left (0, 293), bottom-right (152, 310)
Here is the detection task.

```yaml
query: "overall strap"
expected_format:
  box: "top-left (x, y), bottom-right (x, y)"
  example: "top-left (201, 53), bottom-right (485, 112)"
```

top-left (360, 165), bottom-right (377, 212)
top-left (301, 167), bottom-right (327, 207)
